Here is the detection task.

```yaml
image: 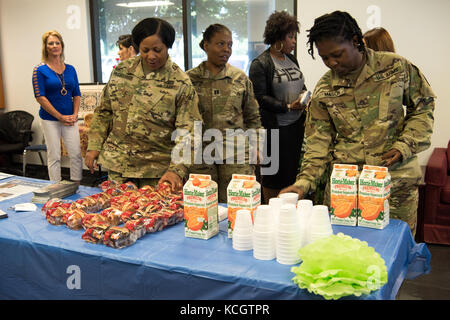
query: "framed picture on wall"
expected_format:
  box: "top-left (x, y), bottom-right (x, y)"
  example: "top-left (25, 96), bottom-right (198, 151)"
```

top-left (78, 83), bottom-right (105, 121)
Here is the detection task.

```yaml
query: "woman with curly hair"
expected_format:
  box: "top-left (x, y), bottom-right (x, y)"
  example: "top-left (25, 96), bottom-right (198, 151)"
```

top-left (249, 11), bottom-right (308, 203)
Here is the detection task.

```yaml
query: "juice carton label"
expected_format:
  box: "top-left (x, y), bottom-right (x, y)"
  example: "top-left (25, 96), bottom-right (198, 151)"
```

top-left (333, 164), bottom-right (359, 171)
top-left (330, 166), bottom-right (359, 226)
top-left (362, 165), bottom-right (388, 172)
top-left (358, 168), bottom-right (390, 229)
top-left (183, 174), bottom-right (219, 239)
top-left (227, 174), bottom-right (260, 238)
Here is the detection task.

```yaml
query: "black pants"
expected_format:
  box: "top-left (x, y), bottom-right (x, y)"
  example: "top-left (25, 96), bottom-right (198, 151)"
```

top-left (261, 115), bottom-right (305, 189)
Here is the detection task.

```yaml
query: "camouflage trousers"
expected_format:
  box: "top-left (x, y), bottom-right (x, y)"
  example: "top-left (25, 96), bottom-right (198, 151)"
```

top-left (189, 163), bottom-right (255, 203)
top-left (388, 181), bottom-right (419, 237)
top-left (108, 170), bottom-right (160, 189)
top-left (324, 179), bottom-right (419, 236)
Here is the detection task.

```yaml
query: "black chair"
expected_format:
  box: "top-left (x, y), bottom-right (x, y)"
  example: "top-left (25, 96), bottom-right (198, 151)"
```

top-left (0, 110), bottom-right (34, 175)
top-left (23, 143), bottom-right (47, 177)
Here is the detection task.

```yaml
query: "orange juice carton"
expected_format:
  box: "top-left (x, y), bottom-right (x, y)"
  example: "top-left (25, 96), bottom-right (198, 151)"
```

top-left (358, 167), bottom-right (390, 229)
top-left (183, 174), bottom-right (218, 239)
top-left (330, 164), bottom-right (359, 226)
top-left (362, 165), bottom-right (389, 172)
top-left (227, 174), bottom-right (261, 238)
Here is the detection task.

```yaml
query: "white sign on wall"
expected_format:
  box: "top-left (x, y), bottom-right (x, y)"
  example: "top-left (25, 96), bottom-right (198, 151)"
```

top-left (366, 5), bottom-right (381, 29)
top-left (66, 5), bottom-right (81, 30)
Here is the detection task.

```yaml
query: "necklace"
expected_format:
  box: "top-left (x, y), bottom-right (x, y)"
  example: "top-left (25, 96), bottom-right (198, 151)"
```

top-left (56, 72), bottom-right (67, 96)
top-left (269, 48), bottom-right (285, 61)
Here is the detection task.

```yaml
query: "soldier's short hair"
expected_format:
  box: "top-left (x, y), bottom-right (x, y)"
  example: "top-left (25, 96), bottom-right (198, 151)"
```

top-left (132, 18), bottom-right (176, 49)
top-left (306, 11), bottom-right (365, 59)
top-left (116, 34), bottom-right (139, 53)
top-left (199, 24), bottom-right (231, 51)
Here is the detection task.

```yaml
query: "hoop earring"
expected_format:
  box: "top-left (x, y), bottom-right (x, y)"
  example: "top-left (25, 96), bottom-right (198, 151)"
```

top-left (274, 42), bottom-right (284, 52)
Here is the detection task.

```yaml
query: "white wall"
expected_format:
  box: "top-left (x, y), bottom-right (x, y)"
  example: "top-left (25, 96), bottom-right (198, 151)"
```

top-left (297, 0), bottom-right (450, 166)
top-left (1, 0), bottom-right (449, 168)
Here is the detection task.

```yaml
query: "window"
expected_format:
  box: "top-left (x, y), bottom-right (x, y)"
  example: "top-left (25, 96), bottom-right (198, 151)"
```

top-left (90, 0), bottom-right (295, 83)
top-left (190, 0), bottom-right (295, 73)
top-left (91, 0), bottom-right (184, 83)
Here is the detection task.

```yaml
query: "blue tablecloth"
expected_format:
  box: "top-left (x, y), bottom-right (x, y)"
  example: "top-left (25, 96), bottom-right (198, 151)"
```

top-left (0, 176), bottom-right (431, 300)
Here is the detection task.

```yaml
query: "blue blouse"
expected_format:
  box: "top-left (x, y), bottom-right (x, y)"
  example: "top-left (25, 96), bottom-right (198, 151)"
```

top-left (32, 63), bottom-right (81, 121)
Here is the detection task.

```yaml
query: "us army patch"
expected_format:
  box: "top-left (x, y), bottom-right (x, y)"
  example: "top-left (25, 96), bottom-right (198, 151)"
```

top-left (373, 62), bottom-right (403, 82)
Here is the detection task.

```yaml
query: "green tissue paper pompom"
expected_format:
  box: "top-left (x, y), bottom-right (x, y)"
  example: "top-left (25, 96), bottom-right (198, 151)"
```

top-left (291, 233), bottom-right (388, 300)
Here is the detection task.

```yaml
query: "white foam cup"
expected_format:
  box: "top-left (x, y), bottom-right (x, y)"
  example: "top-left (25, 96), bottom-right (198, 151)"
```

top-left (254, 246), bottom-right (275, 253)
top-left (276, 248), bottom-right (300, 258)
top-left (277, 222), bottom-right (300, 233)
top-left (276, 256), bottom-right (301, 265)
top-left (276, 237), bottom-right (301, 248)
top-left (297, 199), bottom-right (313, 212)
top-left (234, 209), bottom-right (253, 229)
top-left (279, 193), bottom-right (299, 205)
top-left (254, 250), bottom-right (276, 261)
top-left (297, 200), bottom-right (313, 248)
top-left (233, 234), bottom-right (253, 248)
top-left (253, 228), bottom-right (275, 236)
top-left (253, 232), bottom-right (275, 242)
top-left (254, 205), bottom-right (274, 226)
top-left (268, 197), bottom-right (284, 209)
top-left (233, 230), bottom-right (253, 239)
top-left (309, 205), bottom-right (331, 226)
top-left (277, 227), bottom-right (301, 238)
top-left (253, 233), bottom-right (274, 243)
top-left (278, 204), bottom-right (299, 224)
top-left (253, 223), bottom-right (273, 233)
top-left (233, 240), bottom-right (253, 248)
top-left (254, 244), bottom-right (276, 252)
top-left (253, 244), bottom-right (276, 252)
top-left (233, 242), bottom-right (253, 251)
top-left (268, 197), bottom-right (284, 226)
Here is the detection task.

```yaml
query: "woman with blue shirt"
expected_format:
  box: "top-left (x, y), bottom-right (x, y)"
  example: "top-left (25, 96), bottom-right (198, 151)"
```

top-left (33, 30), bottom-right (82, 183)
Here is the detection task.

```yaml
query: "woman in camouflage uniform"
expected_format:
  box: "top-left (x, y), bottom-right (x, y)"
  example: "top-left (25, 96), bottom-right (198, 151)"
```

top-left (280, 11), bottom-right (436, 235)
top-left (85, 18), bottom-right (202, 191)
top-left (187, 24), bottom-right (262, 203)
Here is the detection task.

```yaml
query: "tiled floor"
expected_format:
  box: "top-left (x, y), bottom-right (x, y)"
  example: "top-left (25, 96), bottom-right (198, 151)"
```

top-left (4, 163), bottom-right (450, 300)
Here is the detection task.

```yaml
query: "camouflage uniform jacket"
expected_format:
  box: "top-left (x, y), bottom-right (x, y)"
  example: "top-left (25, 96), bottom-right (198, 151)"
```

top-left (187, 62), bottom-right (262, 162)
top-left (187, 62), bottom-right (262, 132)
top-left (87, 56), bottom-right (203, 179)
top-left (294, 48), bottom-right (436, 193)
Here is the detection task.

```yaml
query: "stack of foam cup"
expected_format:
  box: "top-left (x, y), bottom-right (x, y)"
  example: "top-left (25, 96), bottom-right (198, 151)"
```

top-left (297, 199), bottom-right (313, 248)
top-left (232, 209), bottom-right (253, 251)
top-left (279, 192), bottom-right (299, 206)
top-left (252, 205), bottom-right (276, 260)
top-left (276, 204), bottom-right (301, 265)
top-left (268, 197), bottom-right (284, 232)
top-left (308, 205), bottom-right (333, 244)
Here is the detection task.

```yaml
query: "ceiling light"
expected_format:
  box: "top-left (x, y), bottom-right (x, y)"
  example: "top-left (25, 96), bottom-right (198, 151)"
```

top-left (116, 1), bottom-right (174, 8)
